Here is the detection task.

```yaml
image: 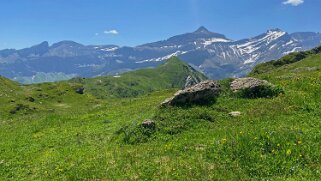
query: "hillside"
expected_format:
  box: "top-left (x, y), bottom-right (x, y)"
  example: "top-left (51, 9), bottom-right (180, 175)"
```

top-left (250, 45), bottom-right (321, 75)
top-left (71, 56), bottom-right (207, 98)
top-left (0, 50), bottom-right (320, 179)
top-left (0, 76), bottom-right (100, 118)
top-left (0, 76), bottom-right (26, 115)
top-left (0, 75), bottom-right (21, 93)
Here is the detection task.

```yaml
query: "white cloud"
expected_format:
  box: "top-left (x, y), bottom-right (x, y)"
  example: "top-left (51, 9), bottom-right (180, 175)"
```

top-left (283, 0), bottom-right (304, 6)
top-left (104, 30), bottom-right (119, 35)
top-left (95, 33), bottom-right (99, 36)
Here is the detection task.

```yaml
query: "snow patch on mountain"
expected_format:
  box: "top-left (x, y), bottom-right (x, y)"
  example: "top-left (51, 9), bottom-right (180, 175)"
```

top-left (160, 45), bottom-right (182, 49)
top-left (237, 30), bottom-right (286, 54)
top-left (285, 40), bottom-right (295, 46)
top-left (136, 51), bottom-right (189, 63)
top-left (203, 38), bottom-right (232, 47)
top-left (77, 64), bottom-right (101, 68)
top-left (282, 47), bottom-right (302, 55)
top-left (244, 54), bottom-right (260, 64)
top-left (101, 47), bottom-right (119, 52)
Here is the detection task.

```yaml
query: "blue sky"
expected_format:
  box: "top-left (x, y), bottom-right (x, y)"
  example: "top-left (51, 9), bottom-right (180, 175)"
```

top-left (0, 0), bottom-right (320, 49)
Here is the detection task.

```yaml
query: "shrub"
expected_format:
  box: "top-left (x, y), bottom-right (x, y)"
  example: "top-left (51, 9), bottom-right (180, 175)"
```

top-left (115, 121), bottom-right (156, 144)
top-left (236, 85), bottom-right (284, 99)
top-left (9, 104), bottom-right (33, 114)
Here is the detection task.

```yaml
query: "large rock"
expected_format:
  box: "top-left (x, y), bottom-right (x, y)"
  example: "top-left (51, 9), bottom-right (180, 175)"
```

top-left (230, 77), bottom-right (282, 98)
top-left (230, 77), bottom-right (270, 92)
top-left (161, 80), bottom-right (221, 107)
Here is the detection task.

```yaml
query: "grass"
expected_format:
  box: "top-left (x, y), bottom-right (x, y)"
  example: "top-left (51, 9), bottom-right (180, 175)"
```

top-left (70, 56), bottom-right (207, 99)
top-left (0, 51), bottom-right (321, 179)
top-left (249, 45), bottom-right (321, 76)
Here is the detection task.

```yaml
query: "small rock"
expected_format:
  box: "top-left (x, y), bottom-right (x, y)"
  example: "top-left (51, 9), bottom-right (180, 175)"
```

top-left (27, 97), bottom-right (35, 102)
top-left (229, 111), bottom-right (241, 117)
top-left (9, 104), bottom-right (29, 114)
top-left (75, 87), bottom-right (84, 94)
top-left (161, 80), bottom-right (221, 107)
top-left (47, 109), bottom-right (55, 112)
top-left (141, 120), bottom-right (156, 129)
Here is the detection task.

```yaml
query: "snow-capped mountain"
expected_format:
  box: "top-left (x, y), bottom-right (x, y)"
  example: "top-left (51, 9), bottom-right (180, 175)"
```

top-left (1, 27), bottom-right (321, 83)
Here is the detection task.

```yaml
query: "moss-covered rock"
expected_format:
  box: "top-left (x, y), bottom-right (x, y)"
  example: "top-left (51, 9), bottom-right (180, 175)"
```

top-left (231, 77), bottom-right (283, 98)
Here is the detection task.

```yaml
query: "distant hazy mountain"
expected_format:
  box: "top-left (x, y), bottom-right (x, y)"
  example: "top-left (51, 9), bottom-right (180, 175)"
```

top-left (1, 27), bottom-right (320, 83)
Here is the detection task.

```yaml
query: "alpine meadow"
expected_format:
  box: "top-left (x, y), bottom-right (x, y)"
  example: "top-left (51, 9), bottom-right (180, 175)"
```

top-left (1, 0), bottom-right (321, 180)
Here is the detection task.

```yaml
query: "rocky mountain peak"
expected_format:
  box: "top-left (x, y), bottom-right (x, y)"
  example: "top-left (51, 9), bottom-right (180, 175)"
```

top-left (18, 41), bottom-right (49, 56)
top-left (267, 28), bottom-right (284, 33)
top-left (37, 41), bottom-right (49, 48)
top-left (194, 26), bottom-right (210, 33)
top-left (51, 41), bottom-right (84, 49)
top-left (265, 28), bottom-right (287, 37)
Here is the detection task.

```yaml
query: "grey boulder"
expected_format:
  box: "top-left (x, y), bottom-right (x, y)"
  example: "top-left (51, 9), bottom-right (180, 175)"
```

top-left (230, 77), bottom-right (270, 92)
top-left (161, 80), bottom-right (221, 107)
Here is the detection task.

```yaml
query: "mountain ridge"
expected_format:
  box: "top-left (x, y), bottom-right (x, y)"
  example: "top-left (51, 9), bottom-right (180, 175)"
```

top-left (1, 26), bottom-right (321, 83)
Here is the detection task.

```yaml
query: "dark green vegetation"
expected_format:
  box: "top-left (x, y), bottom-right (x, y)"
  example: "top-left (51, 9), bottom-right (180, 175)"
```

top-left (0, 52), bottom-right (321, 179)
top-left (250, 45), bottom-right (321, 75)
top-left (71, 57), bottom-right (207, 98)
top-left (236, 84), bottom-right (284, 99)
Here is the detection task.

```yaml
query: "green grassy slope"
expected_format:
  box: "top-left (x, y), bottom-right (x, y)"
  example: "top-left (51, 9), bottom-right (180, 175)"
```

top-left (0, 76), bottom-right (99, 118)
top-left (0, 52), bottom-right (320, 180)
top-left (110, 52), bottom-right (321, 179)
top-left (250, 45), bottom-right (321, 76)
top-left (71, 56), bottom-right (207, 98)
top-left (0, 76), bottom-right (25, 99)
top-left (0, 76), bottom-right (28, 116)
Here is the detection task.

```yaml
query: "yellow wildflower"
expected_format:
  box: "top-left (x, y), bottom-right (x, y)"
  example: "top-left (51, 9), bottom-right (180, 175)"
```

top-left (286, 149), bottom-right (292, 156)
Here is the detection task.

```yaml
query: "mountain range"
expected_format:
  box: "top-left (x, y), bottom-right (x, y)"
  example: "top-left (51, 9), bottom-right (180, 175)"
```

top-left (1, 26), bottom-right (321, 83)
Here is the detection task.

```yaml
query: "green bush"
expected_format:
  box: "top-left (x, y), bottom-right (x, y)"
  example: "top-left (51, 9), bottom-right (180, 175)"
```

top-left (115, 121), bottom-right (157, 144)
top-left (115, 107), bottom-right (216, 144)
top-left (236, 85), bottom-right (284, 99)
top-left (9, 104), bottom-right (34, 114)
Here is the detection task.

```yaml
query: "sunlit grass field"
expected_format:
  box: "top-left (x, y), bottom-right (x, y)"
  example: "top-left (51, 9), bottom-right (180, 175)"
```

top-left (0, 53), bottom-right (320, 180)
